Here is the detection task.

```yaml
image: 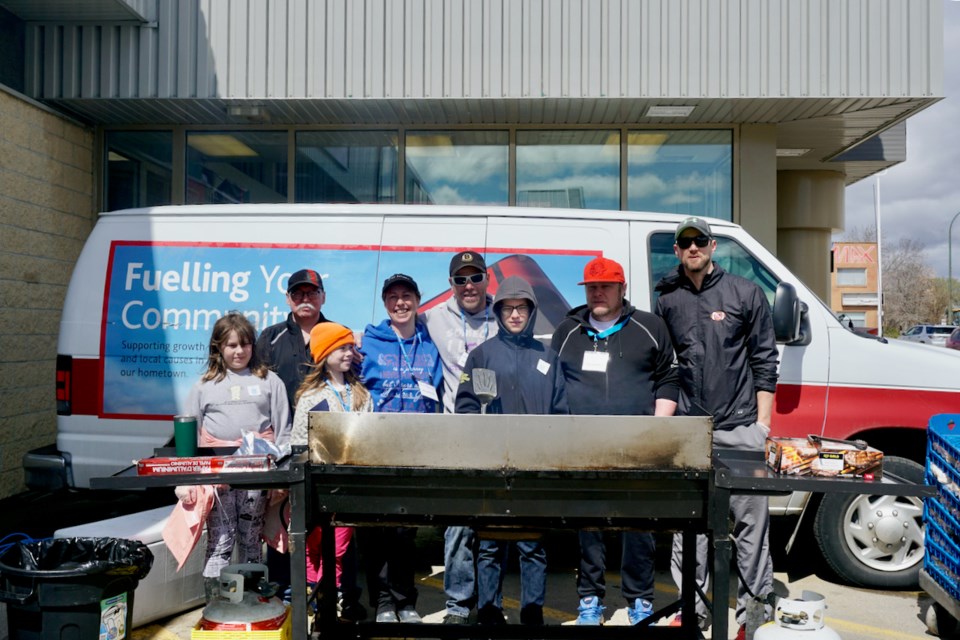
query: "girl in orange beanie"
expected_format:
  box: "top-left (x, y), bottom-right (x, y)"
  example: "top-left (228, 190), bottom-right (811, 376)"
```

top-left (291, 322), bottom-right (371, 620)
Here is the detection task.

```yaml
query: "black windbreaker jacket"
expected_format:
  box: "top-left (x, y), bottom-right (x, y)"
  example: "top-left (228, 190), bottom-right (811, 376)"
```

top-left (255, 311), bottom-right (329, 409)
top-left (654, 264), bottom-right (779, 430)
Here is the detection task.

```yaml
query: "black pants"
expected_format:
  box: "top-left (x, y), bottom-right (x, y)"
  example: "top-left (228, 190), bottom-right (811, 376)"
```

top-left (359, 527), bottom-right (419, 613)
top-left (577, 531), bottom-right (655, 604)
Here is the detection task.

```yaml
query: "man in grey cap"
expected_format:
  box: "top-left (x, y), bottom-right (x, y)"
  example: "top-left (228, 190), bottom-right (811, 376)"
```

top-left (422, 250), bottom-right (498, 624)
top-left (655, 216), bottom-right (778, 640)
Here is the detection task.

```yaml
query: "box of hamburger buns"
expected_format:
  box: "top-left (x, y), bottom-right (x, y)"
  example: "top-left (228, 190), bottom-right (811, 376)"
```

top-left (766, 436), bottom-right (883, 479)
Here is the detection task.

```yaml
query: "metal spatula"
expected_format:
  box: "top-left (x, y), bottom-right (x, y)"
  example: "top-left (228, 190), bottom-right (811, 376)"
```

top-left (473, 368), bottom-right (498, 414)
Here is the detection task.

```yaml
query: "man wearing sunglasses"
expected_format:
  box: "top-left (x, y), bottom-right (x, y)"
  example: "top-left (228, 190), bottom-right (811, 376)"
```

top-left (422, 250), bottom-right (499, 625)
top-left (551, 256), bottom-right (679, 627)
top-left (655, 217), bottom-right (779, 640)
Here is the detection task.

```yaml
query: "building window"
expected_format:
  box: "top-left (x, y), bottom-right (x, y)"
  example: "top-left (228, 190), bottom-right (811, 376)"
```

top-left (186, 132), bottom-right (287, 204)
top-left (627, 130), bottom-right (732, 220)
top-left (296, 131), bottom-right (397, 203)
top-left (105, 131), bottom-right (172, 211)
top-left (837, 268), bottom-right (868, 287)
top-left (517, 130), bottom-right (620, 210)
top-left (405, 131), bottom-right (508, 205)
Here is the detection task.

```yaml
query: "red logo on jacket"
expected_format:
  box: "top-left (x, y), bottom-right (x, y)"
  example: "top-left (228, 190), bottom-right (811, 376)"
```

top-left (711, 311), bottom-right (726, 321)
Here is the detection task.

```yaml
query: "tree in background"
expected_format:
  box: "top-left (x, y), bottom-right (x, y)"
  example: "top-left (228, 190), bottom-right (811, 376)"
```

top-left (840, 225), bottom-right (946, 334)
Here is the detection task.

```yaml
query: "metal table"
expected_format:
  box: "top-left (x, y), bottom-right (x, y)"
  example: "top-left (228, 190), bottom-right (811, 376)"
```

top-left (91, 446), bottom-right (312, 638)
top-left (711, 448), bottom-right (935, 639)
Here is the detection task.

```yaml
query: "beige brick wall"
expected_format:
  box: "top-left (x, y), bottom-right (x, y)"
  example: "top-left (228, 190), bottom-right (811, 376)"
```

top-left (0, 88), bottom-right (95, 498)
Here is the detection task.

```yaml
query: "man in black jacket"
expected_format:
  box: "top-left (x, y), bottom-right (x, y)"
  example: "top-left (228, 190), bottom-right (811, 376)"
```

top-left (551, 257), bottom-right (679, 626)
top-left (655, 216), bottom-right (779, 640)
top-left (256, 268), bottom-right (330, 410)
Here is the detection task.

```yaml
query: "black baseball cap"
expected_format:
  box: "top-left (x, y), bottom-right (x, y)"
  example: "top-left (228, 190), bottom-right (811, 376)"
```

top-left (381, 273), bottom-right (421, 300)
top-left (449, 250), bottom-right (487, 276)
top-left (287, 269), bottom-right (323, 292)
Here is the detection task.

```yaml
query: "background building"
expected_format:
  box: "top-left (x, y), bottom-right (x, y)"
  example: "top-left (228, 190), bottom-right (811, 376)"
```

top-left (0, 0), bottom-right (944, 497)
top-left (830, 242), bottom-right (880, 332)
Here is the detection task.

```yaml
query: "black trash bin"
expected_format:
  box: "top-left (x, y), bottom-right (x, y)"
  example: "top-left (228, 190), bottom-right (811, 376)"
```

top-left (0, 536), bottom-right (153, 640)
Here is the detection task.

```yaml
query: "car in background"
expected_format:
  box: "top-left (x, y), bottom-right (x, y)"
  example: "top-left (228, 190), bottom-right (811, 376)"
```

top-left (899, 324), bottom-right (956, 346)
top-left (946, 327), bottom-right (960, 351)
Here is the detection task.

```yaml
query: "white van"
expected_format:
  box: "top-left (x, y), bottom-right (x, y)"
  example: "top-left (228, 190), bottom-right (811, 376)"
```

top-left (29, 203), bottom-right (960, 590)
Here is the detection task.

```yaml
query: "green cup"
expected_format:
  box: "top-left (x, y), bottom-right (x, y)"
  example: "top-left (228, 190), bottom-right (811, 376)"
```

top-left (173, 415), bottom-right (198, 457)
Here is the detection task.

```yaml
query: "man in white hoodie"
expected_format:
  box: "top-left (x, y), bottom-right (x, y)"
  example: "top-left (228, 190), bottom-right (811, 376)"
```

top-left (422, 250), bottom-right (498, 624)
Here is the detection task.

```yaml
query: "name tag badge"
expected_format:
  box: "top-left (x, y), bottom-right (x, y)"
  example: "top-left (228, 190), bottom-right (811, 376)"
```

top-left (247, 385), bottom-right (262, 396)
top-left (536, 359), bottom-right (551, 375)
top-left (418, 380), bottom-right (439, 402)
top-left (582, 351), bottom-right (609, 373)
top-left (457, 351), bottom-right (469, 368)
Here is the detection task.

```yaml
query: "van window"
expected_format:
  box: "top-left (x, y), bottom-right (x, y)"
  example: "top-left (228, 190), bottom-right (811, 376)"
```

top-left (648, 232), bottom-right (779, 308)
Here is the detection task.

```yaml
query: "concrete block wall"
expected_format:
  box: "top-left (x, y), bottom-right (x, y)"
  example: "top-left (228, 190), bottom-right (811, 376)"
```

top-left (0, 87), bottom-right (95, 498)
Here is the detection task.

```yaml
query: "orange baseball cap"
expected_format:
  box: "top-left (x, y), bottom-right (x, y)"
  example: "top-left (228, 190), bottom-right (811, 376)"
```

top-left (578, 257), bottom-right (625, 285)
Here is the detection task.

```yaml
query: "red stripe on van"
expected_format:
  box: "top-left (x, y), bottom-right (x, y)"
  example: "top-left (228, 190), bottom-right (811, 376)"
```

top-left (71, 358), bottom-right (100, 415)
top-left (110, 240), bottom-right (600, 256)
top-left (774, 383), bottom-right (960, 438)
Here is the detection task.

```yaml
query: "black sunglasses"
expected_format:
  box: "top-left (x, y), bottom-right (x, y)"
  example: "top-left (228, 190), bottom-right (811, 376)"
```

top-left (676, 235), bottom-right (711, 249)
top-left (451, 273), bottom-right (486, 286)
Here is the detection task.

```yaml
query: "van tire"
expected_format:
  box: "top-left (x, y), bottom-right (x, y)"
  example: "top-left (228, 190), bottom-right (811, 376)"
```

top-left (812, 456), bottom-right (924, 588)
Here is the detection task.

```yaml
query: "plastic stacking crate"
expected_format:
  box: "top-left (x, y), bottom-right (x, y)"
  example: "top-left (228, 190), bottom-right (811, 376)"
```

top-left (924, 414), bottom-right (960, 601)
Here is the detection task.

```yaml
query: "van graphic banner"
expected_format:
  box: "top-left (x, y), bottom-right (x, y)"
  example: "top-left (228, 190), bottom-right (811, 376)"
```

top-left (101, 241), bottom-right (593, 418)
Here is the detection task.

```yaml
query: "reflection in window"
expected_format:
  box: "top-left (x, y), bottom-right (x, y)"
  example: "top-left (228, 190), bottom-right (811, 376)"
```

top-left (405, 131), bottom-right (508, 205)
top-left (517, 131), bottom-right (620, 210)
top-left (186, 132), bottom-right (287, 204)
top-left (648, 232), bottom-right (778, 308)
top-left (105, 131), bottom-right (172, 211)
top-left (628, 130), bottom-right (732, 220)
top-left (297, 131), bottom-right (397, 203)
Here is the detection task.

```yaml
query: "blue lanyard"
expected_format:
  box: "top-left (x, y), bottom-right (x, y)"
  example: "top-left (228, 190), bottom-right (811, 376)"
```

top-left (396, 331), bottom-right (421, 375)
top-left (586, 317), bottom-right (629, 348)
top-left (328, 379), bottom-right (352, 411)
top-left (461, 307), bottom-right (490, 353)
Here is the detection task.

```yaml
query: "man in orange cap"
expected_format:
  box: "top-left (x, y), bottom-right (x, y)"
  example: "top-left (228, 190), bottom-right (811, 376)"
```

top-left (551, 256), bottom-right (679, 626)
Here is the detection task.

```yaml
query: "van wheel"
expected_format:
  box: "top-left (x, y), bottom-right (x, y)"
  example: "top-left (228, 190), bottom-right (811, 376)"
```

top-left (813, 456), bottom-right (924, 588)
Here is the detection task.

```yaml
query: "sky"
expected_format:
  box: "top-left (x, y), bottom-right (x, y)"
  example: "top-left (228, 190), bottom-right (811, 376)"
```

top-left (840, 1), bottom-right (960, 278)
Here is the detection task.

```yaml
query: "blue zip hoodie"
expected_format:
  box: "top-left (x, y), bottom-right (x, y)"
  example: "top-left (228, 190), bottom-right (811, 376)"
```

top-left (359, 319), bottom-right (443, 413)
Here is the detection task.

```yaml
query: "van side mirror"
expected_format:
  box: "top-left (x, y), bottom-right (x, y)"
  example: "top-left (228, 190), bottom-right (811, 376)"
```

top-left (773, 282), bottom-right (809, 345)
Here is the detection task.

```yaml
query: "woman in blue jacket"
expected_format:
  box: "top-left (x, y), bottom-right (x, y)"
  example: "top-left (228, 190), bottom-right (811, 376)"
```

top-left (359, 274), bottom-right (443, 623)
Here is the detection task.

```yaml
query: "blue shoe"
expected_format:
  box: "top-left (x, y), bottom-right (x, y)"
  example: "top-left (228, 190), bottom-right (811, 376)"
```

top-left (576, 596), bottom-right (605, 625)
top-left (627, 598), bottom-right (654, 625)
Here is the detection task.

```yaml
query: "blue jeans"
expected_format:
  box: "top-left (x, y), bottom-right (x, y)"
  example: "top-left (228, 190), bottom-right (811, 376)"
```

top-left (443, 526), bottom-right (478, 616)
top-left (477, 538), bottom-right (546, 611)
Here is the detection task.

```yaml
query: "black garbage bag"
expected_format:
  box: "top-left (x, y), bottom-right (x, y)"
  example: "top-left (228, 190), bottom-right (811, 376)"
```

top-left (0, 537), bottom-right (153, 580)
top-left (0, 537), bottom-right (154, 639)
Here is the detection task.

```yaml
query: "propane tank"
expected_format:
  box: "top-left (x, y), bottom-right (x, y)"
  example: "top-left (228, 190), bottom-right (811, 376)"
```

top-left (754, 591), bottom-right (841, 640)
top-left (199, 563), bottom-right (287, 631)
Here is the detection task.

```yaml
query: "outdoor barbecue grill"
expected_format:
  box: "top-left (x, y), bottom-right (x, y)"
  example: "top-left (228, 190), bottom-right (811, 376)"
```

top-left (307, 412), bottom-right (717, 639)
